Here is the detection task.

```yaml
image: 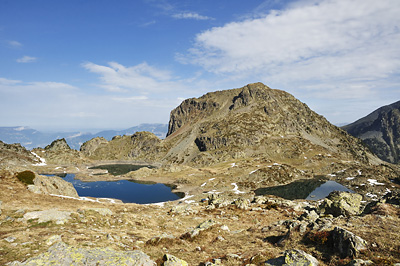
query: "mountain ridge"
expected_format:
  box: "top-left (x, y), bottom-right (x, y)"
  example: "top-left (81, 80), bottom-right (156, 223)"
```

top-left (343, 100), bottom-right (400, 164)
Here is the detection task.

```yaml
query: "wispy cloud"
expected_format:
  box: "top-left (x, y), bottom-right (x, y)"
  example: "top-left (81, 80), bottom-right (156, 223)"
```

top-left (7, 40), bottom-right (22, 48)
top-left (16, 56), bottom-right (37, 63)
top-left (82, 61), bottom-right (185, 94)
top-left (179, 0), bottom-right (400, 101)
top-left (172, 12), bottom-right (213, 20)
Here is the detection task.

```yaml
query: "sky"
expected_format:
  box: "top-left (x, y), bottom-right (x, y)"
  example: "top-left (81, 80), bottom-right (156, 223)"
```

top-left (0, 0), bottom-right (399, 132)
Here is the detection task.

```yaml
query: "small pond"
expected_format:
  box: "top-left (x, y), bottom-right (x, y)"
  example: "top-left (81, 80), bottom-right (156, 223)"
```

top-left (305, 180), bottom-right (354, 200)
top-left (254, 178), bottom-right (354, 200)
top-left (48, 174), bottom-right (182, 204)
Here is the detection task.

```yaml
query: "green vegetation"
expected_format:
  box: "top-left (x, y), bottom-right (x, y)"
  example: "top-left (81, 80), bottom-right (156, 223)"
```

top-left (16, 170), bottom-right (35, 185)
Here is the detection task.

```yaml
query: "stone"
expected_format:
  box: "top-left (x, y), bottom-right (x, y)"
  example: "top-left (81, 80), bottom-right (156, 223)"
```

top-left (46, 235), bottom-right (62, 246)
top-left (27, 174), bottom-right (79, 198)
top-left (0, 200), bottom-right (2, 215)
top-left (345, 259), bottom-right (374, 266)
top-left (23, 209), bottom-right (73, 225)
top-left (332, 227), bottom-right (367, 258)
top-left (264, 249), bottom-right (319, 265)
top-left (163, 254), bottom-right (188, 266)
top-left (147, 233), bottom-right (175, 245)
top-left (169, 204), bottom-right (196, 215)
top-left (234, 198), bottom-right (250, 210)
top-left (182, 219), bottom-right (217, 238)
top-left (318, 191), bottom-right (362, 217)
top-left (86, 208), bottom-right (113, 216)
top-left (8, 241), bottom-right (156, 265)
top-left (4, 236), bottom-right (16, 243)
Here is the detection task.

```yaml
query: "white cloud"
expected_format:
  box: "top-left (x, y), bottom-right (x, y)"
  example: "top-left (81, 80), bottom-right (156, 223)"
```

top-left (82, 61), bottom-right (186, 94)
top-left (172, 12), bottom-right (213, 20)
top-left (7, 40), bottom-right (22, 47)
top-left (16, 56), bottom-right (37, 63)
top-left (180, 0), bottom-right (400, 101)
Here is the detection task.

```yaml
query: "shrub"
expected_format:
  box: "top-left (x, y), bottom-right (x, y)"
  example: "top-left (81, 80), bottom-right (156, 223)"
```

top-left (16, 170), bottom-right (35, 185)
top-left (307, 230), bottom-right (331, 245)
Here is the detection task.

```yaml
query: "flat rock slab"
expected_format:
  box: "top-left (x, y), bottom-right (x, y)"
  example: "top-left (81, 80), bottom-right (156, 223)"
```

top-left (9, 241), bottom-right (156, 266)
top-left (23, 209), bottom-right (73, 225)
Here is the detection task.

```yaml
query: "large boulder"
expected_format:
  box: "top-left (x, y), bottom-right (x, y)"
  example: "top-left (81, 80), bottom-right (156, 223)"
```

top-left (27, 174), bottom-right (79, 198)
top-left (318, 191), bottom-right (362, 217)
top-left (8, 241), bottom-right (156, 266)
top-left (332, 227), bottom-right (368, 258)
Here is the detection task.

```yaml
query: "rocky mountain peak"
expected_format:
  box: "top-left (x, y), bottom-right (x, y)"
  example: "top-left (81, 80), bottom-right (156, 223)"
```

top-left (45, 138), bottom-right (71, 152)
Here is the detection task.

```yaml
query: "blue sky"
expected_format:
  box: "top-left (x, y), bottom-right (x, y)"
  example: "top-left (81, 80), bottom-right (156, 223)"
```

top-left (0, 0), bottom-right (399, 132)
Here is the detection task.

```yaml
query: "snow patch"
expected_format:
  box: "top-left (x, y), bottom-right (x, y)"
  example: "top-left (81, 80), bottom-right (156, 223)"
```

top-left (231, 183), bottom-right (245, 194)
top-left (231, 163), bottom-right (237, 167)
top-left (346, 177), bottom-right (355, 180)
top-left (208, 178), bottom-right (215, 181)
top-left (31, 152), bottom-right (47, 166)
top-left (200, 182), bottom-right (207, 187)
top-left (365, 193), bottom-right (378, 198)
top-left (14, 126), bottom-right (27, 131)
top-left (367, 179), bottom-right (385, 186)
top-left (357, 170), bottom-right (362, 175)
top-left (327, 174), bottom-right (337, 177)
top-left (249, 169), bottom-right (258, 175)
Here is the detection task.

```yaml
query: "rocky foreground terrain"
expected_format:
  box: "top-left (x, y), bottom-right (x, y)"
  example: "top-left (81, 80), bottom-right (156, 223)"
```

top-left (1, 83), bottom-right (400, 265)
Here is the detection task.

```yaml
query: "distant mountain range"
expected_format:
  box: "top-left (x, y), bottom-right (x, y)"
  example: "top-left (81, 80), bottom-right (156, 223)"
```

top-left (342, 100), bottom-right (400, 164)
top-left (0, 124), bottom-right (168, 150)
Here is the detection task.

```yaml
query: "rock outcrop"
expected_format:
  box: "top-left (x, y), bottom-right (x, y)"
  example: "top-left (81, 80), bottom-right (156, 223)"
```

top-left (31, 138), bottom-right (86, 165)
top-left (27, 174), bottom-right (79, 198)
top-left (332, 227), bottom-right (368, 258)
top-left (343, 100), bottom-right (400, 164)
top-left (80, 132), bottom-right (163, 161)
top-left (318, 191), bottom-right (362, 217)
top-left (9, 241), bottom-right (156, 266)
top-left (0, 140), bottom-right (38, 167)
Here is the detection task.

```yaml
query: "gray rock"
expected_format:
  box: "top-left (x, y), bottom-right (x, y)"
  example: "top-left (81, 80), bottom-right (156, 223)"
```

top-left (85, 208), bottom-right (113, 216)
top-left (234, 198), bottom-right (250, 210)
top-left (4, 236), bottom-right (16, 243)
top-left (23, 209), bottom-right (73, 225)
top-left (8, 241), bottom-right (156, 266)
top-left (332, 227), bottom-right (367, 258)
top-left (27, 174), bottom-right (79, 198)
top-left (45, 235), bottom-right (62, 246)
top-left (162, 254), bottom-right (188, 266)
top-left (169, 204), bottom-right (197, 215)
top-left (264, 249), bottom-right (319, 265)
top-left (345, 259), bottom-right (374, 266)
top-left (147, 233), bottom-right (175, 245)
top-left (182, 219), bottom-right (217, 238)
top-left (318, 191), bottom-right (362, 217)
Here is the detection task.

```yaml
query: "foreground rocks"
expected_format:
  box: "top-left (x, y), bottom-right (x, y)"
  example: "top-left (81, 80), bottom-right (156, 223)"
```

top-left (8, 241), bottom-right (156, 266)
top-left (27, 174), bottom-right (79, 198)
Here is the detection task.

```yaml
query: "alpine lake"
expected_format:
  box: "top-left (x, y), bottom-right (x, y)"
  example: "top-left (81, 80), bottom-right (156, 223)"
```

top-left (47, 164), bottom-right (183, 204)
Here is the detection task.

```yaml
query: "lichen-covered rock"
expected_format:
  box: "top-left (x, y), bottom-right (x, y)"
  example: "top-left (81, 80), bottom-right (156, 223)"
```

top-left (318, 191), bottom-right (362, 217)
top-left (8, 241), bottom-right (156, 266)
top-left (27, 174), bottom-right (79, 198)
top-left (162, 254), bottom-right (188, 266)
top-left (147, 233), bottom-right (175, 245)
top-left (332, 227), bottom-right (368, 258)
top-left (234, 198), bottom-right (250, 210)
top-left (23, 209), bottom-right (73, 225)
top-left (182, 219), bottom-right (217, 238)
top-left (264, 249), bottom-right (319, 265)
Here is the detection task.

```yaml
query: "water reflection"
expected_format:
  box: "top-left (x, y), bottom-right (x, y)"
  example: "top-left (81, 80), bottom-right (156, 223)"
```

top-left (254, 178), bottom-right (353, 200)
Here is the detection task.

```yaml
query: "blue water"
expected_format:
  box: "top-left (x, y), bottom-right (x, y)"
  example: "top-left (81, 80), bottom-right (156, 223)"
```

top-left (49, 174), bottom-right (181, 204)
top-left (306, 181), bottom-right (354, 200)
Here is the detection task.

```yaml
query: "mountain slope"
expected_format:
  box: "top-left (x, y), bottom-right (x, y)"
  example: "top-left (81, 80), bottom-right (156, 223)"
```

top-left (83, 83), bottom-right (379, 169)
top-left (342, 100), bottom-right (400, 164)
top-left (0, 124), bottom-right (168, 150)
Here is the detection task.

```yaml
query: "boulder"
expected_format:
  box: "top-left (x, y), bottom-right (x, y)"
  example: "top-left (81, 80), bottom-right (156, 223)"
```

top-left (332, 227), bottom-right (368, 258)
top-left (182, 219), bottom-right (217, 238)
top-left (27, 174), bottom-right (79, 198)
top-left (234, 198), bottom-right (250, 210)
top-left (23, 209), bottom-right (73, 225)
top-left (264, 249), bottom-right (319, 265)
top-left (8, 241), bottom-right (156, 266)
top-left (318, 191), bottom-right (362, 217)
top-left (163, 254), bottom-right (188, 266)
